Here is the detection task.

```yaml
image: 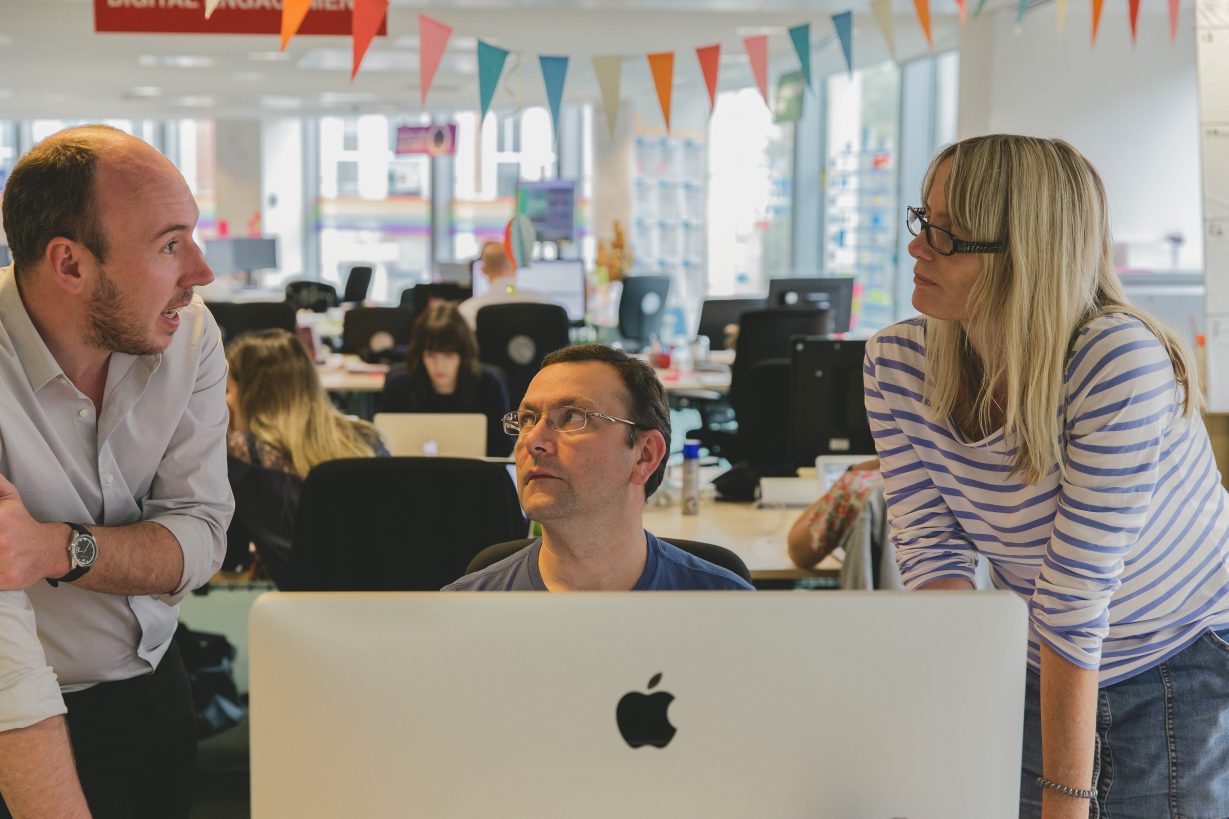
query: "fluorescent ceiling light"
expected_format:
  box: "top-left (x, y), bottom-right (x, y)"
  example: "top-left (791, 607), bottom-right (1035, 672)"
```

top-left (125, 86), bottom-right (162, 98)
top-left (248, 50), bottom-right (290, 63)
top-left (138, 54), bottom-right (215, 69)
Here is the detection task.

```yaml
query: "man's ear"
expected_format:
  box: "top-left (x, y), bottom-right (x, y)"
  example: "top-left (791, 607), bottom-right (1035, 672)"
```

top-left (44, 237), bottom-right (90, 296)
top-left (629, 429), bottom-right (668, 489)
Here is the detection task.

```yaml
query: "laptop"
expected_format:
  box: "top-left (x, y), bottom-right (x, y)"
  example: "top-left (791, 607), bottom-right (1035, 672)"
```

top-left (372, 412), bottom-right (487, 458)
top-left (250, 592), bottom-right (1027, 818)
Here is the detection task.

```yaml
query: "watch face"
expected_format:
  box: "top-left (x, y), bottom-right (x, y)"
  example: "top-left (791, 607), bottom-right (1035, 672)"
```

top-left (71, 533), bottom-right (98, 567)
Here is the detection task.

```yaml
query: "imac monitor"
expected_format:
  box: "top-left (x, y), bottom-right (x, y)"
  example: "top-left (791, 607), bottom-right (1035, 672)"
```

top-left (787, 336), bottom-right (874, 467)
top-left (767, 277), bottom-right (854, 333)
top-left (204, 237), bottom-right (279, 288)
top-left (434, 261), bottom-right (473, 285)
top-left (472, 258), bottom-right (587, 324)
top-left (250, 591), bottom-right (1027, 819)
top-left (517, 180), bottom-right (576, 242)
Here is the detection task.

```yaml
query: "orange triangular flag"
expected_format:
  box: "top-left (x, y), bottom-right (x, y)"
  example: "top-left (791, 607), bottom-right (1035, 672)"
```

top-left (419, 14), bottom-right (453, 107)
top-left (743, 35), bottom-right (769, 106)
top-left (1091, 0), bottom-right (1104, 45)
top-left (279, 0), bottom-right (312, 51)
top-left (351, 0), bottom-right (388, 81)
top-left (914, 0), bottom-right (934, 48)
top-left (956, 0), bottom-right (967, 26)
top-left (1128, 0), bottom-right (1140, 44)
top-left (647, 52), bottom-right (674, 131)
top-left (696, 44), bottom-right (720, 115)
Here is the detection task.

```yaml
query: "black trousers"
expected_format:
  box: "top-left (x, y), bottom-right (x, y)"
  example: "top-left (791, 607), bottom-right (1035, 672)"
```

top-left (0, 640), bottom-right (196, 819)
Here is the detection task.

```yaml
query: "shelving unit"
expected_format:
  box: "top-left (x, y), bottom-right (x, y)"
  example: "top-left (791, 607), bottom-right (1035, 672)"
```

top-left (824, 143), bottom-right (897, 331)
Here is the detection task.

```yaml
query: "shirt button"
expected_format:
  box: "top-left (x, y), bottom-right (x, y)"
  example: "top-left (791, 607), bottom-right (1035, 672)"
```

top-left (105, 474), bottom-right (114, 485)
top-left (78, 408), bottom-right (88, 417)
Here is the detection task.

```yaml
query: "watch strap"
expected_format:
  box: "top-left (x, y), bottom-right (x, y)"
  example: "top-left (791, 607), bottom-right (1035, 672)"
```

top-left (46, 523), bottom-right (93, 588)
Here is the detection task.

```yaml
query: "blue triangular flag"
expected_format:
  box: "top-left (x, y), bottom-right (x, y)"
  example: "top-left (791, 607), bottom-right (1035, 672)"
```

top-left (539, 55), bottom-right (569, 142)
top-left (1016, 0), bottom-right (1029, 25)
top-left (832, 12), bottom-right (854, 75)
top-left (477, 40), bottom-right (509, 122)
top-left (788, 23), bottom-right (811, 89)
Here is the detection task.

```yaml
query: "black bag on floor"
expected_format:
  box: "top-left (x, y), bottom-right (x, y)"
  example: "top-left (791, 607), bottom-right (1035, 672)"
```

top-left (174, 622), bottom-right (246, 740)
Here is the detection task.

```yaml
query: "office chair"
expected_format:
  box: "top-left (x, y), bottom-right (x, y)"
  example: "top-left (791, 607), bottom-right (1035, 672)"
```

top-left (214, 301), bottom-right (297, 345)
top-left (284, 280), bottom-right (340, 313)
top-left (475, 302), bottom-right (570, 410)
top-left (466, 537), bottom-right (752, 584)
top-left (697, 297), bottom-right (767, 350)
top-left (617, 275), bottom-right (671, 351)
top-left (341, 265), bottom-right (374, 303)
top-left (340, 306), bottom-right (415, 359)
top-left (288, 457), bottom-right (528, 591)
top-left (410, 283), bottom-right (472, 316)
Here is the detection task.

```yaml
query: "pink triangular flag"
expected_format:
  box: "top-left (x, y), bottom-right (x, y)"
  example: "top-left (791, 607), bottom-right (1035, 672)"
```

top-left (956, 0), bottom-right (967, 26)
top-left (743, 34), bottom-right (769, 107)
top-left (696, 44), bottom-right (720, 115)
top-left (1168, 0), bottom-right (1180, 42)
top-left (351, 0), bottom-right (388, 81)
top-left (279, 0), bottom-right (312, 52)
top-left (419, 14), bottom-right (453, 107)
top-left (1128, 0), bottom-right (1140, 44)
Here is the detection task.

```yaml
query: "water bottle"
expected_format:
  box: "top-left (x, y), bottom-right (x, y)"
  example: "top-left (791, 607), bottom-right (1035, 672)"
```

top-left (681, 439), bottom-right (701, 515)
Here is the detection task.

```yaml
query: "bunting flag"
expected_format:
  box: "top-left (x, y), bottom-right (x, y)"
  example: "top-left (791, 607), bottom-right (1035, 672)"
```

top-left (539, 56), bottom-right (569, 140)
top-left (647, 52), bottom-right (674, 131)
top-left (974, 0), bottom-right (990, 17)
top-left (1091, 0), bottom-right (1104, 45)
top-left (1016, 0), bottom-right (1029, 27)
top-left (696, 45), bottom-right (721, 114)
top-left (351, 0), bottom-right (388, 81)
top-left (1128, 0), bottom-right (1140, 44)
top-left (787, 25), bottom-right (811, 89)
top-left (871, 0), bottom-right (897, 60)
top-left (832, 12), bottom-right (854, 75)
top-left (1057, 0), bottom-right (1068, 37)
top-left (204, 0), bottom-right (219, 19)
top-left (913, 0), bottom-right (934, 48)
top-left (956, 0), bottom-right (967, 26)
top-left (1169, 0), bottom-right (1180, 42)
top-left (591, 56), bottom-right (622, 137)
top-left (279, 0), bottom-right (311, 51)
top-left (477, 40), bottom-right (510, 122)
top-left (743, 35), bottom-right (769, 106)
top-left (419, 14), bottom-right (453, 107)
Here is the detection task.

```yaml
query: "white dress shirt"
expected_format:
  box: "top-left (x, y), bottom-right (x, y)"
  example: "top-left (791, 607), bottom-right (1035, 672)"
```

top-left (0, 267), bottom-right (233, 732)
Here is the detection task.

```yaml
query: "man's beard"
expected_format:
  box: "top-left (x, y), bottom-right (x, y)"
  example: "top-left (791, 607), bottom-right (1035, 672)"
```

top-left (85, 266), bottom-right (172, 356)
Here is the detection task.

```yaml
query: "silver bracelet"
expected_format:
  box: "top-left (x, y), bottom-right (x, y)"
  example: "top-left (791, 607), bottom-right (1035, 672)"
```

top-left (1036, 776), bottom-right (1097, 800)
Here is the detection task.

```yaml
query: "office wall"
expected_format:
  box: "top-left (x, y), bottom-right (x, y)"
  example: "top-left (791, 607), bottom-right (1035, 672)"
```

top-left (956, 4), bottom-right (1203, 272)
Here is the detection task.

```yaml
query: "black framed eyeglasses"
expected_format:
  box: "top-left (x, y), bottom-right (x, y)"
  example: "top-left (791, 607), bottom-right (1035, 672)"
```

top-left (502, 406), bottom-right (640, 436)
top-left (906, 206), bottom-right (1006, 256)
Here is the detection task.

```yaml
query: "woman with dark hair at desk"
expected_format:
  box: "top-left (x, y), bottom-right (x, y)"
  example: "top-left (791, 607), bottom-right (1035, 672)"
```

top-left (225, 328), bottom-right (387, 587)
top-left (380, 302), bottom-right (512, 456)
top-left (864, 135), bottom-right (1229, 818)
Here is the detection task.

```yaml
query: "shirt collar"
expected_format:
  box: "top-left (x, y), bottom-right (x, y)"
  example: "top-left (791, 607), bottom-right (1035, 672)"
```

top-left (0, 266), bottom-right (68, 392)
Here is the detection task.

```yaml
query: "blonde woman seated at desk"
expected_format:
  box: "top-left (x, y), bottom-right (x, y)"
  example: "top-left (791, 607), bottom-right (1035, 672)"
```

top-left (225, 329), bottom-right (388, 587)
top-left (787, 459), bottom-right (885, 579)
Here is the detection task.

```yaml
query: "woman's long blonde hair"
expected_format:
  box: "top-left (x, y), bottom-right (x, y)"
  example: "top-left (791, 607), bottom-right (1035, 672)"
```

top-left (227, 329), bottom-right (379, 478)
top-left (921, 134), bottom-right (1201, 484)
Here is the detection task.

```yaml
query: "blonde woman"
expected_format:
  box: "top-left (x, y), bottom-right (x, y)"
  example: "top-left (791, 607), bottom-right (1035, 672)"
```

top-left (864, 135), bottom-right (1229, 818)
top-left (225, 328), bottom-right (387, 587)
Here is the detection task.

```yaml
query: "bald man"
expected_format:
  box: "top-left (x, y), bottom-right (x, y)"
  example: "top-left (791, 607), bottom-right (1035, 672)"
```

top-left (0, 126), bottom-right (232, 818)
top-left (457, 241), bottom-right (556, 329)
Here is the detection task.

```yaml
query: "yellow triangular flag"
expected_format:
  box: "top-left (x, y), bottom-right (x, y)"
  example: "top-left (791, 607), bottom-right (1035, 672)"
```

top-left (1056, 0), bottom-right (1067, 37)
top-left (204, 0), bottom-right (220, 19)
top-left (871, 0), bottom-right (897, 61)
top-left (591, 56), bottom-right (622, 138)
top-left (280, 0), bottom-right (312, 52)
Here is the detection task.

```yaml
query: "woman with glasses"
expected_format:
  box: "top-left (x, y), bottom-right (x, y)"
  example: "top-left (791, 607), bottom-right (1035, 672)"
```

top-left (379, 302), bottom-right (513, 456)
top-left (865, 134), bottom-right (1229, 818)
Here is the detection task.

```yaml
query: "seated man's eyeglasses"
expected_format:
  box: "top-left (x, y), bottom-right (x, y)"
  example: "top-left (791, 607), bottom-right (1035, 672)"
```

top-left (503, 406), bottom-right (640, 436)
top-left (906, 206), bottom-right (1006, 256)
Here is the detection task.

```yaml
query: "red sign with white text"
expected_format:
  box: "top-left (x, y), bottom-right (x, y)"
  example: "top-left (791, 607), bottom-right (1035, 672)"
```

top-left (93, 0), bottom-right (385, 36)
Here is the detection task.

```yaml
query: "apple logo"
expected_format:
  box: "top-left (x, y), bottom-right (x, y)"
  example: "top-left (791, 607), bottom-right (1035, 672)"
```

top-left (616, 673), bottom-right (676, 748)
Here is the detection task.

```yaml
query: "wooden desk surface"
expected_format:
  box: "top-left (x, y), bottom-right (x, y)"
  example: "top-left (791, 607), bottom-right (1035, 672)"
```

top-left (317, 356), bottom-right (388, 393)
top-left (642, 499), bottom-right (837, 581)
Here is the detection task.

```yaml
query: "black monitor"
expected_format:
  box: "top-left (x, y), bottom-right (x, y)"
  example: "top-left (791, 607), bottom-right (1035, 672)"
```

top-left (787, 336), bottom-right (874, 468)
top-left (767, 277), bottom-right (854, 333)
top-left (517, 180), bottom-right (576, 242)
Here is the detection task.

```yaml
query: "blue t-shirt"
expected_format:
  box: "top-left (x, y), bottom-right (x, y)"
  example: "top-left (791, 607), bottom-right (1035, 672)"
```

top-left (445, 531), bottom-right (754, 591)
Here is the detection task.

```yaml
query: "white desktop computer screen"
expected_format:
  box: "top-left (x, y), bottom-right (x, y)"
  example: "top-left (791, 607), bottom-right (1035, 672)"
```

top-left (472, 258), bottom-right (586, 323)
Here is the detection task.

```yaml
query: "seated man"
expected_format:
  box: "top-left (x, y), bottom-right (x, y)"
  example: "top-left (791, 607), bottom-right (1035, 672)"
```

top-left (457, 241), bottom-right (553, 329)
top-left (446, 344), bottom-right (752, 591)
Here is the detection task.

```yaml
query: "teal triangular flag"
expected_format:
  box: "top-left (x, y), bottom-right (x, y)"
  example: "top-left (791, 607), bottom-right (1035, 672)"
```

top-left (539, 55), bottom-right (569, 141)
top-left (974, 0), bottom-right (990, 16)
top-left (788, 23), bottom-right (811, 89)
top-left (477, 40), bottom-right (509, 122)
top-left (832, 12), bottom-right (854, 75)
top-left (1016, 0), bottom-right (1029, 25)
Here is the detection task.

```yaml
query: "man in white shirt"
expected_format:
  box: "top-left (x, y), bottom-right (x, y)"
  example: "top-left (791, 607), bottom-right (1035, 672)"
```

top-left (457, 241), bottom-right (552, 329)
top-left (0, 126), bottom-right (232, 818)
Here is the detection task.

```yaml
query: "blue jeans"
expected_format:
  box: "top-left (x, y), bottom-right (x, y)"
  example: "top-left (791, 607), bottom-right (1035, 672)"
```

top-left (1020, 627), bottom-right (1229, 818)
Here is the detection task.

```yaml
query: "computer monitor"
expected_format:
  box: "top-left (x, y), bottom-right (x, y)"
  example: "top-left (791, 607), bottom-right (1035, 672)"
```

top-left (767, 277), bottom-right (854, 333)
top-left (517, 259), bottom-right (587, 323)
top-left (517, 179), bottom-right (576, 242)
top-left (250, 591), bottom-right (1027, 818)
top-left (787, 336), bottom-right (874, 468)
top-left (204, 237), bottom-right (279, 288)
top-left (435, 261), bottom-right (473, 285)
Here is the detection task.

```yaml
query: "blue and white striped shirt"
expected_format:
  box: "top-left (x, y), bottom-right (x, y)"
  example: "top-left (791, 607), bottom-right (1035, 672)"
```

top-left (864, 314), bottom-right (1229, 685)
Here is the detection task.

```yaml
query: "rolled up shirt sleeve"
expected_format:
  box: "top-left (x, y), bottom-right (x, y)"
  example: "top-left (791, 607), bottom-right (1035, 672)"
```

top-left (1030, 321), bottom-right (1176, 669)
top-left (864, 333), bottom-right (979, 588)
top-left (146, 309), bottom-right (233, 605)
top-left (0, 592), bottom-right (65, 732)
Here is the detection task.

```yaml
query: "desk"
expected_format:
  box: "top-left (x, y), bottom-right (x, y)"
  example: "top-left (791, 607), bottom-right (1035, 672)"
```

top-left (642, 499), bottom-right (839, 582)
top-left (656, 367), bottom-right (732, 394)
top-left (316, 355), bottom-right (387, 393)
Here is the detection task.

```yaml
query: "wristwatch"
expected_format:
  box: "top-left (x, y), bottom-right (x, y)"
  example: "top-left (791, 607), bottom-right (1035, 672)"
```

top-left (46, 523), bottom-right (98, 587)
